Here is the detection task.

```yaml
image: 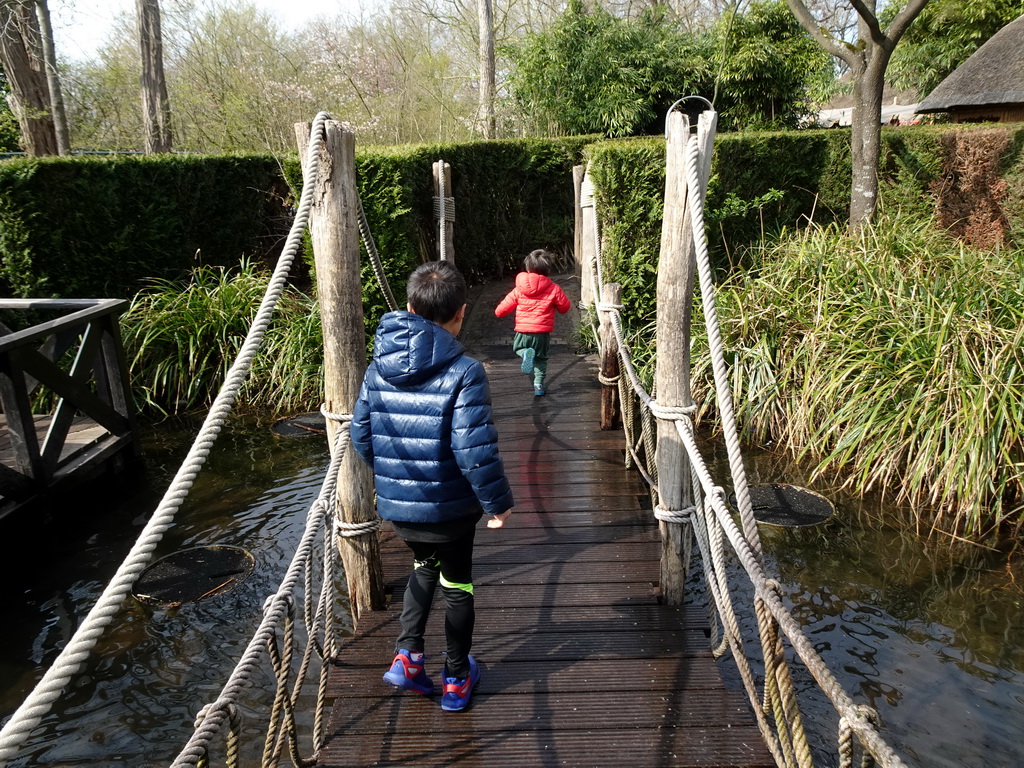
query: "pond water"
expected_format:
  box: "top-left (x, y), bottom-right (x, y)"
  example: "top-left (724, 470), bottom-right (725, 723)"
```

top-left (0, 417), bottom-right (1021, 767)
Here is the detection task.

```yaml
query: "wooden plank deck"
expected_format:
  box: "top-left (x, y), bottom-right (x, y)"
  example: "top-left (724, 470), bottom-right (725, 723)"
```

top-left (319, 276), bottom-right (774, 768)
top-left (0, 414), bottom-right (137, 516)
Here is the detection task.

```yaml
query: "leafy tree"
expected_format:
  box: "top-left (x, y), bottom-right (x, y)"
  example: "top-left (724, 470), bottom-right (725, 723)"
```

top-left (0, 0), bottom-right (58, 155)
top-left (885, 0), bottom-right (1024, 96)
top-left (712, 0), bottom-right (835, 130)
top-left (504, 0), bottom-right (714, 137)
top-left (784, 0), bottom-right (931, 228)
top-left (0, 66), bottom-right (21, 150)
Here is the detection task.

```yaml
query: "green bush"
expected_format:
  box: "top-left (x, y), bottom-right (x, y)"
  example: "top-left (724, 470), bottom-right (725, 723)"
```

top-left (121, 261), bottom-right (322, 416)
top-left (585, 124), bottom-right (1024, 338)
top-left (283, 135), bottom-right (593, 330)
top-left (0, 154), bottom-right (290, 298)
top-left (702, 216), bottom-right (1024, 538)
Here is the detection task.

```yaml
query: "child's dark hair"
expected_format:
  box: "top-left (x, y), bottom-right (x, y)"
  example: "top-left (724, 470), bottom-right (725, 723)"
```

top-left (406, 260), bottom-right (467, 323)
top-left (524, 249), bottom-right (554, 276)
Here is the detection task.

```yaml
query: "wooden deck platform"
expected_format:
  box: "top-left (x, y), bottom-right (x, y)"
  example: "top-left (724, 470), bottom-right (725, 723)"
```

top-left (0, 414), bottom-right (138, 517)
top-left (318, 276), bottom-right (774, 768)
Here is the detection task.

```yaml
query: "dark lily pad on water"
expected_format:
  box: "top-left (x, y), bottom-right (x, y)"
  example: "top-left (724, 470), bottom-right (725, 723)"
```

top-left (132, 546), bottom-right (254, 607)
top-left (272, 412), bottom-right (327, 437)
top-left (729, 484), bottom-right (834, 527)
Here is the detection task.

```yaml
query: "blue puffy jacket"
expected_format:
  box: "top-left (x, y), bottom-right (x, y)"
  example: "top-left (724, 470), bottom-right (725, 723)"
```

top-left (350, 311), bottom-right (513, 523)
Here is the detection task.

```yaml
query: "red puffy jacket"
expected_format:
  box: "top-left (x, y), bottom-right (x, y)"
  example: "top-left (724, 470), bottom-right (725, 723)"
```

top-left (494, 272), bottom-right (571, 333)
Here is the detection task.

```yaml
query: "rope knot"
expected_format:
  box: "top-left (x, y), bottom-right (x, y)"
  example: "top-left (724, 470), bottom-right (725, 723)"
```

top-left (598, 372), bottom-right (620, 386)
top-left (654, 503), bottom-right (696, 523)
top-left (595, 301), bottom-right (623, 313)
top-left (649, 400), bottom-right (696, 421)
top-left (336, 517), bottom-right (383, 539)
top-left (320, 405), bottom-right (352, 424)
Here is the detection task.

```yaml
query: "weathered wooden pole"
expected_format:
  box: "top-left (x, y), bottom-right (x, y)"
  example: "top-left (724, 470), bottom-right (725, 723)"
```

top-left (433, 160), bottom-right (455, 262)
top-left (295, 120), bottom-right (385, 622)
top-left (579, 167), bottom-right (597, 308)
top-left (572, 165), bottom-right (585, 282)
top-left (598, 282), bottom-right (622, 431)
top-left (654, 110), bottom-right (697, 605)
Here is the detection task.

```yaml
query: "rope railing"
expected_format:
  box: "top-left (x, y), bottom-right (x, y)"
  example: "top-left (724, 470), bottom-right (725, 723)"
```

top-left (0, 110), bottom-right (335, 768)
top-left (580, 106), bottom-right (910, 768)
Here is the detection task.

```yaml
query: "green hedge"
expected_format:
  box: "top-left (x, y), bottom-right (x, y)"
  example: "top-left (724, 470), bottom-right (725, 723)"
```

top-left (3, 125), bottom-right (1021, 324)
top-left (0, 154), bottom-right (290, 299)
top-left (282, 135), bottom-right (594, 329)
top-left (586, 124), bottom-right (1024, 330)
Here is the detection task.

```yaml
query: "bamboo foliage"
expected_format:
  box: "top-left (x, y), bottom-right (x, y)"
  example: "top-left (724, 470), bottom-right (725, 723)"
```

top-left (695, 216), bottom-right (1024, 538)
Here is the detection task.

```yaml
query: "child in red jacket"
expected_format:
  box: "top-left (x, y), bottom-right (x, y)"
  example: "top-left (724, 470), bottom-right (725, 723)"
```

top-left (494, 249), bottom-right (571, 396)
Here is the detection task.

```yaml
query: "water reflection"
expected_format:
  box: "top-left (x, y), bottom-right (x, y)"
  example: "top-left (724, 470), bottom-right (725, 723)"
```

top-left (702, 438), bottom-right (1024, 768)
top-left (0, 416), bottom-right (332, 767)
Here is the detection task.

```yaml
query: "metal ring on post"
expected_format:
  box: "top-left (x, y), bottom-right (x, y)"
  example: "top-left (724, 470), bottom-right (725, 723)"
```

top-left (665, 95), bottom-right (716, 136)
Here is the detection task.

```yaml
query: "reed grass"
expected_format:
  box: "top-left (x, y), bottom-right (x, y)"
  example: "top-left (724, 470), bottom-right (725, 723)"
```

top-left (121, 262), bottom-right (323, 417)
top-left (695, 215), bottom-right (1024, 539)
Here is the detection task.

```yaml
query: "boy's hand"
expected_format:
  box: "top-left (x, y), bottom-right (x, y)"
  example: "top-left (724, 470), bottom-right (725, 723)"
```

top-left (487, 510), bottom-right (512, 529)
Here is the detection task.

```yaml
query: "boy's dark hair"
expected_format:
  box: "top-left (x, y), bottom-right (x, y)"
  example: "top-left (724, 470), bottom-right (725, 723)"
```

top-left (407, 260), bottom-right (467, 323)
top-left (524, 249), bottom-right (553, 276)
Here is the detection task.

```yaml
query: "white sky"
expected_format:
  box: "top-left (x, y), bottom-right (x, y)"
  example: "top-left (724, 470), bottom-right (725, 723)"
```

top-left (51, 0), bottom-right (370, 61)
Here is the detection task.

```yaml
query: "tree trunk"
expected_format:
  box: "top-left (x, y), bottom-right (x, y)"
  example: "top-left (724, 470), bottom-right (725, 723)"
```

top-left (33, 0), bottom-right (67, 154)
top-left (849, 56), bottom-right (888, 228)
top-left (477, 0), bottom-right (495, 138)
top-left (783, 0), bottom-right (931, 230)
top-left (0, 0), bottom-right (57, 156)
top-left (136, 0), bottom-right (172, 153)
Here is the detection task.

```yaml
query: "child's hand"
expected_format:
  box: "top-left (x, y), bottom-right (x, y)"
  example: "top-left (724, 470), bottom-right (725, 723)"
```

top-left (487, 510), bottom-right (512, 529)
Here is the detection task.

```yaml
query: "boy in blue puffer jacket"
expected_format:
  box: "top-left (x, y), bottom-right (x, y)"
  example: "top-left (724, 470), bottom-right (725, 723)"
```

top-left (351, 260), bottom-right (514, 712)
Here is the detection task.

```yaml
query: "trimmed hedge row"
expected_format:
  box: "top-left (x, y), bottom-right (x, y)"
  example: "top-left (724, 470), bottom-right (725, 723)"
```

top-left (0, 154), bottom-right (290, 299)
top-left (280, 135), bottom-right (595, 327)
top-left (2, 125), bottom-right (1021, 321)
top-left (585, 124), bottom-right (1024, 328)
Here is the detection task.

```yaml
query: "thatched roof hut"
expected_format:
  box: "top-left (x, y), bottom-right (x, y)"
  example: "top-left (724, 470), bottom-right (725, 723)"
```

top-left (916, 14), bottom-right (1024, 123)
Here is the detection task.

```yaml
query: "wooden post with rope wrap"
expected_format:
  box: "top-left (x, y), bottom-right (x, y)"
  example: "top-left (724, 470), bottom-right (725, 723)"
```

top-left (295, 119), bottom-right (385, 623)
top-left (598, 282), bottom-right (622, 431)
top-left (579, 167), bottom-right (596, 309)
top-left (433, 160), bottom-right (455, 262)
top-left (654, 108), bottom-right (698, 605)
top-left (572, 165), bottom-right (585, 283)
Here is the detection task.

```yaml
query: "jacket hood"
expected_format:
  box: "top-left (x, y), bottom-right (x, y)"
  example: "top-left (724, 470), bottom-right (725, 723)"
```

top-left (373, 311), bottom-right (464, 386)
top-left (516, 271), bottom-right (554, 298)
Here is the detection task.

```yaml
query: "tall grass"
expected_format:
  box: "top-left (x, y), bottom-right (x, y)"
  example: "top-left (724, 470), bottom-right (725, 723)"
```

top-left (121, 262), bottom-right (324, 417)
top-left (696, 215), bottom-right (1024, 539)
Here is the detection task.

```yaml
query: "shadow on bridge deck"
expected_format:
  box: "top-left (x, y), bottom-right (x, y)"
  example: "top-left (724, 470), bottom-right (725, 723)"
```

top-left (319, 274), bottom-right (774, 768)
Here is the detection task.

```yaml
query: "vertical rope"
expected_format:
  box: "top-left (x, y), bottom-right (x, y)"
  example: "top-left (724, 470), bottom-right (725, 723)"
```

top-left (437, 159), bottom-right (448, 261)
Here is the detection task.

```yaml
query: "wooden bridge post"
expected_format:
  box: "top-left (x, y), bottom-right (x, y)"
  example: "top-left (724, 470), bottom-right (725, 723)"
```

top-left (433, 160), bottom-right (455, 262)
top-left (654, 110), bottom-right (696, 605)
top-left (295, 119), bottom-right (385, 622)
top-left (579, 167), bottom-right (596, 308)
top-left (598, 282), bottom-right (621, 431)
top-left (573, 165), bottom-right (584, 281)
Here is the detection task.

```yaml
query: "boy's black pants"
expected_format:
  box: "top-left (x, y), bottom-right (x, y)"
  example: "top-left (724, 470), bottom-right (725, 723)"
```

top-left (395, 526), bottom-right (476, 679)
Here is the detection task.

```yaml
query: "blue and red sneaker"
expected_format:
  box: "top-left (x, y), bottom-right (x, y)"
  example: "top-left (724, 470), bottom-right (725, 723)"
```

top-left (440, 655), bottom-right (480, 711)
top-left (383, 649), bottom-right (434, 695)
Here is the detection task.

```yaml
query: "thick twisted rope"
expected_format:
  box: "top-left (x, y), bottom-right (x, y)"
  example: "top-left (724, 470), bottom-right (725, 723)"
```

top-left (319, 406), bottom-right (381, 539)
top-left (169, 426), bottom-right (350, 767)
top-left (673, 415), bottom-right (906, 768)
top-left (0, 110), bottom-right (335, 768)
top-left (583, 110), bottom-right (908, 768)
top-left (680, 122), bottom-right (763, 563)
top-left (357, 198), bottom-right (399, 311)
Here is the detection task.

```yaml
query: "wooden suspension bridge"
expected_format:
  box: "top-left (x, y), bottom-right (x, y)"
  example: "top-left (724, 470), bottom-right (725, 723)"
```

top-left (316, 274), bottom-right (774, 768)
